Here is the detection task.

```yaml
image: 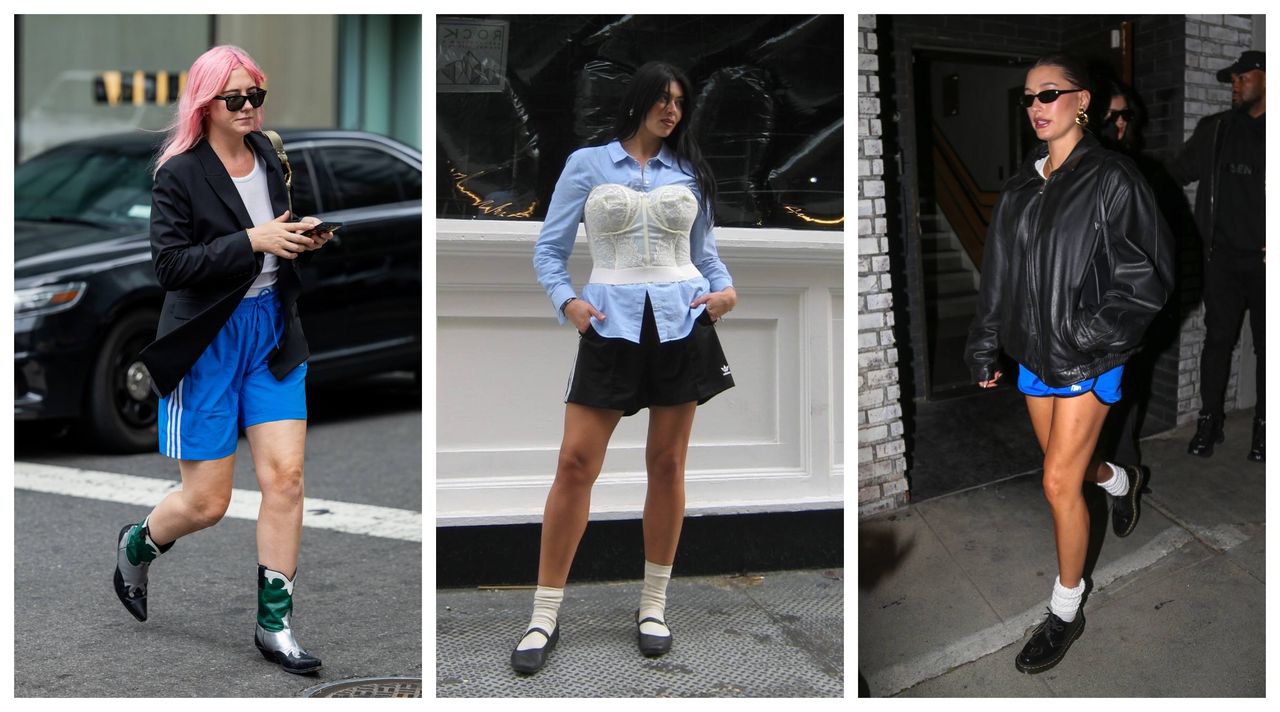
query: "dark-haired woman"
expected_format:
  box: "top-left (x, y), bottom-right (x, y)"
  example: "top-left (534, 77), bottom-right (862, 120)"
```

top-left (514, 61), bottom-right (736, 674)
top-left (1101, 80), bottom-right (1143, 153)
top-left (965, 55), bottom-right (1172, 674)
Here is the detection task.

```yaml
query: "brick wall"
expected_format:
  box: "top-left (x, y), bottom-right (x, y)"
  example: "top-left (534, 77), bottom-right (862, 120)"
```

top-left (1176, 14), bottom-right (1253, 423)
top-left (857, 14), bottom-right (909, 517)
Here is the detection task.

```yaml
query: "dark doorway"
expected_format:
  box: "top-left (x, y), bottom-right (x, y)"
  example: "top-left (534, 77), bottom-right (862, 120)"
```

top-left (912, 49), bottom-right (1034, 399)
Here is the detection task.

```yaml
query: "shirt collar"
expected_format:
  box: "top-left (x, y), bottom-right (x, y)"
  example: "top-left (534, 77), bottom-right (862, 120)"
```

top-left (606, 139), bottom-right (678, 169)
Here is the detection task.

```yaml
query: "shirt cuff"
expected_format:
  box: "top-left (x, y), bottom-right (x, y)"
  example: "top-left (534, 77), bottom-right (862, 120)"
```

top-left (709, 278), bottom-right (734, 293)
top-left (549, 284), bottom-right (577, 325)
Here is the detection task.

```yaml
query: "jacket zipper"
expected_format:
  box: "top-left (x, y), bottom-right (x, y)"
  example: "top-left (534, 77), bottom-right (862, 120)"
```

top-left (1208, 117), bottom-right (1226, 260)
top-left (1027, 169), bottom-right (1058, 366)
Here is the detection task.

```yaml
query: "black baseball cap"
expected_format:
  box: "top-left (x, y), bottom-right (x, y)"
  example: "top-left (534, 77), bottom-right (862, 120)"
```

top-left (1217, 50), bottom-right (1265, 82)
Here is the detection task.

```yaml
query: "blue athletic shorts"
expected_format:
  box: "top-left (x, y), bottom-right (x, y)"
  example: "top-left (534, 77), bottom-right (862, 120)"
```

top-left (158, 288), bottom-right (307, 460)
top-left (1017, 364), bottom-right (1123, 405)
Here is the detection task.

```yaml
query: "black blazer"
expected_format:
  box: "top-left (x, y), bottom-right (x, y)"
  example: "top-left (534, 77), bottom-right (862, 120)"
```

top-left (139, 132), bottom-right (309, 398)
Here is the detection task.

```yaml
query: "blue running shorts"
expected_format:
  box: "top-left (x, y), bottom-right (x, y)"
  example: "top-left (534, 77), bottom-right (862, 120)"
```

top-left (1017, 363), bottom-right (1123, 404)
top-left (157, 288), bottom-right (307, 460)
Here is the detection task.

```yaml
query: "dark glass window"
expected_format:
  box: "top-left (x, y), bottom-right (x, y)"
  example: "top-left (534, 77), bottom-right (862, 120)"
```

top-left (15, 145), bottom-right (154, 228)
top-left (436, 14), bottom-right (843, 230)
top-left (285, 149), bottom-right (319, 217)
top-left (320, 145), bottom-right (422, 210)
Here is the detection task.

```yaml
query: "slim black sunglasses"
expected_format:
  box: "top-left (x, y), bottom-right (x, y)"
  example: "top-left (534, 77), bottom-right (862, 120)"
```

top-left (211, 88), bottom-right (267, 111)
top-left (1019, 88), bottom-right (1084, 108)
top-left (1105, 109), bottom-right (1136, 122)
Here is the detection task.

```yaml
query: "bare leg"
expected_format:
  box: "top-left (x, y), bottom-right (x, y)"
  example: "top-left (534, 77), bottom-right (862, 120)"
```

top-left (1042, 396), bottom-right (1111, 587)
top-left (1025, 395), bottom-right (1053, 454)
top-left (245, 419), bottom-right (308, 577)
top-left (146, 454), bottom-right (236, 544)
top-left (536, 404), bottom-right (624, 588)
top-left (1030, 395), bottom-right (1112, 485)
top-left (642, 402), bottom-right (697, 566)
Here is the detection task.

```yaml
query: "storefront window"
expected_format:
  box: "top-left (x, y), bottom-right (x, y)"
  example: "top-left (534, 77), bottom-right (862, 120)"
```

top-left (436, 15), bottom-right (843, 230)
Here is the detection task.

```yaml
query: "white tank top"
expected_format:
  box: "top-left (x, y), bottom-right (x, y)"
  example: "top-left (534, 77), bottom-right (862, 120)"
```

top-left (230, 155), bottom-right (279, 296)
top-left (583, 183), bottom-right (702, 285)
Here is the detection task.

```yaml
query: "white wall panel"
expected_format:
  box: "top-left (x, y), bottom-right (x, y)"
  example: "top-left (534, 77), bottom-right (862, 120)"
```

top-left (436, 219), bottom-right (844, 525)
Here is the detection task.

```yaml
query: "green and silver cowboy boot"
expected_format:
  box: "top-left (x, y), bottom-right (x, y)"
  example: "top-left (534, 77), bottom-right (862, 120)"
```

top-left (113, 517), bottom-right (173, 622)
top-left (255, 565), bottom-right (322, 674)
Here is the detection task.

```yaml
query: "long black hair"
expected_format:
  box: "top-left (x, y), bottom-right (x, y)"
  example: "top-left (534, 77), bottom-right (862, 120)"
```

top-left (610, 61), bottom-right (718, 220)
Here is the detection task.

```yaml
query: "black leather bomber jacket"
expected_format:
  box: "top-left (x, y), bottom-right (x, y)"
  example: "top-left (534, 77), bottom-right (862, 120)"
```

top-left (964, 133), bottom-right (1174, 389)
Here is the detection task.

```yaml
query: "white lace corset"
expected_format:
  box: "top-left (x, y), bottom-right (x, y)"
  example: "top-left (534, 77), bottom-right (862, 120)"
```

top-left (583, 183), bottom-right (702, 284)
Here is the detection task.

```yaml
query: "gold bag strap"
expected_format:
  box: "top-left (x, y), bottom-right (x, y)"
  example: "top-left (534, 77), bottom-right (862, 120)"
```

top-left (262, 129), bottom-right (293, 215)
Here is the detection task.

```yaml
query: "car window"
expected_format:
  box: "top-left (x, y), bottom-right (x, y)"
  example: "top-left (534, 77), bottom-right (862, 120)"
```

top-left (15, 146), bottom-right (154, 227)
top-left (286, 149), bottom-right (319, 217)
top-left (318, 145), bottom-right (421, 210)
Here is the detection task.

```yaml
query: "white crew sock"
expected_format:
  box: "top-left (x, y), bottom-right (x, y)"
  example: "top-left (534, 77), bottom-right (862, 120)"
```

top-left (517, 585), bottom-right (563, 651)
top-left (638, 561), bottom-right (673, 637)
top-left (1049, 576), bottom-right (1085, 622)
top-left (1097, 462), bottom-right (1130, 497)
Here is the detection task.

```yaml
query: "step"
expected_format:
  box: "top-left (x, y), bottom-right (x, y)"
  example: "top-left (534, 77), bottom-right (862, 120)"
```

top-left (932, 314), bottom-right (974, 338)
top-left (928, 293), bottom-right (977, 320)
top-left (928, 271), bottom-right (979, 296)
top-left (923, 251), bottom-right (968, 272)
top-left (919, 231), bottom-right (961, 254)
top-left (918, 215), bottom-right (951, 233)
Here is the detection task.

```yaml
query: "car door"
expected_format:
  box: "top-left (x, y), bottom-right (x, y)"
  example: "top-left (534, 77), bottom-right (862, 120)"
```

top-left (309, 140), bottom-right (422, 359)
top-left (284, 145), bottom-right (351, 359)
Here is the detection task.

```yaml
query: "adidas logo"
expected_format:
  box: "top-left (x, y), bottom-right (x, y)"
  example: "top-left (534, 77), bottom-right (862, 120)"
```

top-left (721, 365), bottom-right (732, 376)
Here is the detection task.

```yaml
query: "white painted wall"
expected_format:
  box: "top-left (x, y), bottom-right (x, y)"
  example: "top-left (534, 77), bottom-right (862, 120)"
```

top-left (436, 219), bottom-right (844, 525)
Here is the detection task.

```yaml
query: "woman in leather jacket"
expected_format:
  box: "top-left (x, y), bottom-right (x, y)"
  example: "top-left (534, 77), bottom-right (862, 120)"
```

top-left (964, 54), bottom-right (1173, 675)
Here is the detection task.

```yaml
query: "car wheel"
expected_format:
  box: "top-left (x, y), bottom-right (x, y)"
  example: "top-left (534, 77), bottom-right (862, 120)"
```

top-left (85, 309), bottom-right (159, 452)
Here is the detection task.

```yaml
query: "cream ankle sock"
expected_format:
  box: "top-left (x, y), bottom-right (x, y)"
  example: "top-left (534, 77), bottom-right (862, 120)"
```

top-left (638, 561), bottom-right (672, 637)
top-left (517, 585), bottom-right (563, 651)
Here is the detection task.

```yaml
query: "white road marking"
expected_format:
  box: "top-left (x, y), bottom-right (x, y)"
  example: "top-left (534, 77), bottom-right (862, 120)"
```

top-left (867, 526), bottom-right (1198, 696)
top-left (14, 462), bottom-right (420, 543)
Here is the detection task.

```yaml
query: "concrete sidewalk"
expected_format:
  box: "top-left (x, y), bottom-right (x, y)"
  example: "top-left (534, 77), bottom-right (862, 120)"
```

top-left (437, 568), bottom-right (843, 697)
top-left (859, 410), bottom-right (1265, 697)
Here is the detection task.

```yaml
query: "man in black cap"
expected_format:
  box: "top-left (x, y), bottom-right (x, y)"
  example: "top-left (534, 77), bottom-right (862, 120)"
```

top-left (1172, 50), bottom-right (1265, 461)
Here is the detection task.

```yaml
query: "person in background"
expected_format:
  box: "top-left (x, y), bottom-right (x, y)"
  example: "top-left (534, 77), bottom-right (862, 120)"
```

top-left (1172, 50), bottom-right (1266, 462)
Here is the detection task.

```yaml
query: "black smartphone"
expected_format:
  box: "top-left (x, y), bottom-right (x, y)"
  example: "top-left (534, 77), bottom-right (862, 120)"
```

top-left (301, 221), bottom-right (342, 237)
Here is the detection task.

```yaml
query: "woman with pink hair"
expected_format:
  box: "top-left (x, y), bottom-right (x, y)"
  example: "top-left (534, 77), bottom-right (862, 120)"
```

top-left (114, 45), bottom-right (334, 675)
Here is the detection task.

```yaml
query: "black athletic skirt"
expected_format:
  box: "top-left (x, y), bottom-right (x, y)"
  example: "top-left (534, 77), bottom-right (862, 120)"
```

top-left (565, 295), bottom-right (735, 416)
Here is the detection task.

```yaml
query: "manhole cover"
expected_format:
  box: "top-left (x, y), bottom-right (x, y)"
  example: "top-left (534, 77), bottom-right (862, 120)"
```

top-left (302, 676), bottom-right (422, 698)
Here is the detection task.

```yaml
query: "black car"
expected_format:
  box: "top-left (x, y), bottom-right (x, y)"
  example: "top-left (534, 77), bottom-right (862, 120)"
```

top-left (15, 130), bottom-right (422, 452)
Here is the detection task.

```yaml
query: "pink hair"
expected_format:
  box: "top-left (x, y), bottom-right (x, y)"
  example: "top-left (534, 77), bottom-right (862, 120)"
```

top-left (154, 45), bottom-right (267, 174)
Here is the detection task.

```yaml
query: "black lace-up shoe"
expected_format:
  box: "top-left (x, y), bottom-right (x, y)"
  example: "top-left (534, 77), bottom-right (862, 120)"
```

top-left (1111, 465), bottom-right (1145, 537)
top-left (510, 625), bottom-right (559, 674)
top-left (1015, 608), bottom-right (1084, 674)
top-left (1248, 418), bottom-right (1264, 462)
top-left (1187, 413), bottom-right (1224, 457)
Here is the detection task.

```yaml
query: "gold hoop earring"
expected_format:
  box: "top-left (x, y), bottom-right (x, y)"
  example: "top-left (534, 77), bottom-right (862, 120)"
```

top-left (1076, 107), bottom-right (1089, 128)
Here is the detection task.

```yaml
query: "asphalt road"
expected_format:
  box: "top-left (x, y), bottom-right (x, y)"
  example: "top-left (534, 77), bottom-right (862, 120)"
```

top-left (14, 373), bottom-right (423, 697)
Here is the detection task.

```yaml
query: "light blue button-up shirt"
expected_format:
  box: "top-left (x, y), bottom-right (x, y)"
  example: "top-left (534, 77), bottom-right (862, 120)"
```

top-left (533, 140), bottom-right (733, 343)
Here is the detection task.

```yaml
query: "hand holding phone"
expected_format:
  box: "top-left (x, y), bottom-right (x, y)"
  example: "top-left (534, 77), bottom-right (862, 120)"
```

top-left (301, 221), bottom-right (342, 237)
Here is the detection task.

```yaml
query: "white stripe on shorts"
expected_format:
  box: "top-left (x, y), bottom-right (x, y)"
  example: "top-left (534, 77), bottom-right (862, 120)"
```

top-left (168, 378), bottom-right (183, 459)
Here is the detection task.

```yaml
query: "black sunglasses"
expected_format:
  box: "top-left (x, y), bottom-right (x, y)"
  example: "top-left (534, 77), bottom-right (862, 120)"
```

top-left (211, 88), bottom-right (267, 111)
top-left (1019, 88), bottom-right (1084, 108)
top-left (1105, 109), bottom-right (1136, 122)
